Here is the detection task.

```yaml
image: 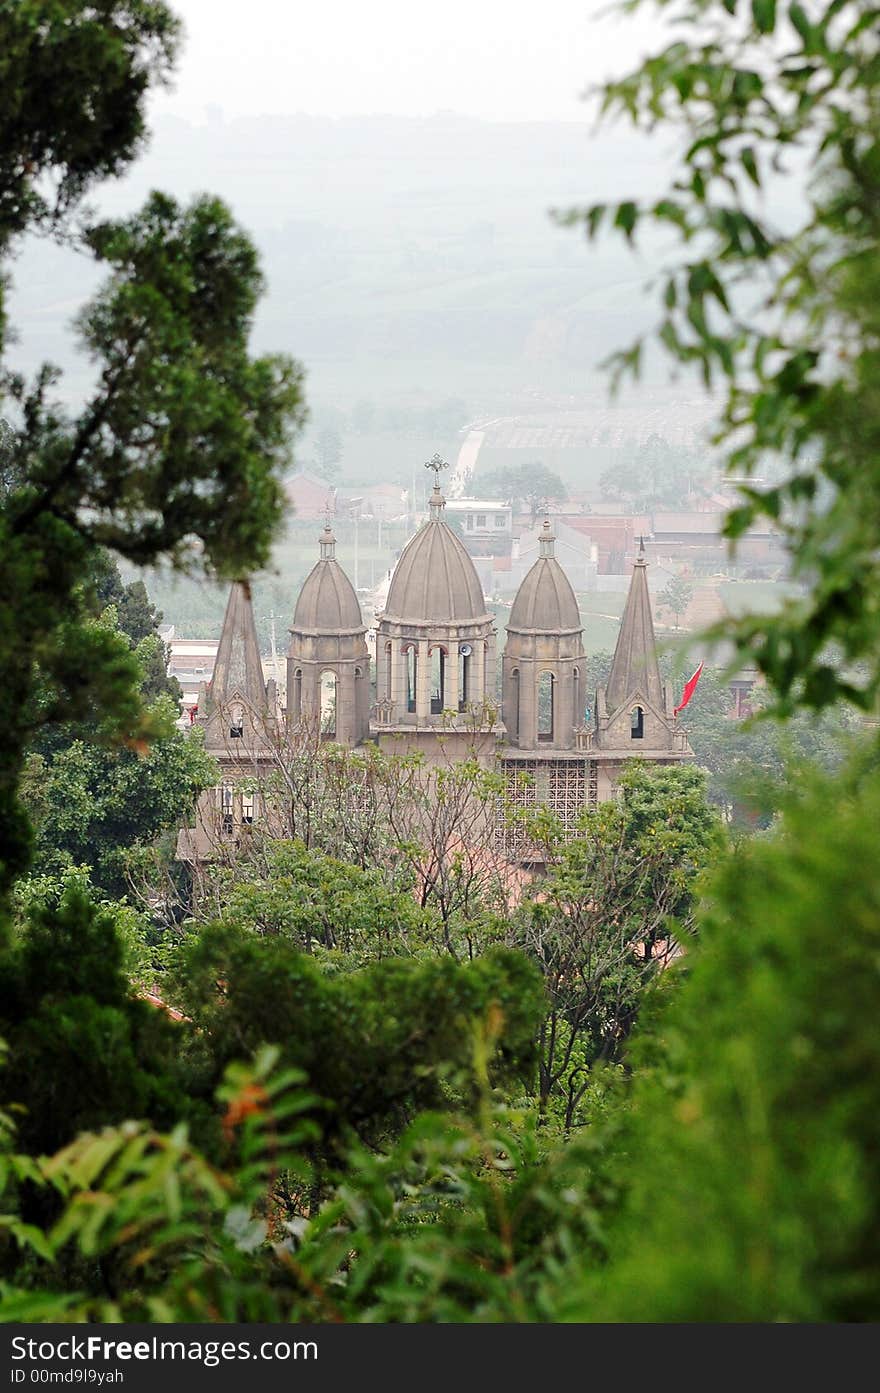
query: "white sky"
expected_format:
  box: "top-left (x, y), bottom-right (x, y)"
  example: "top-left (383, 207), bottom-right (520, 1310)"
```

top-left (151, 0), bottom-right (665, 123)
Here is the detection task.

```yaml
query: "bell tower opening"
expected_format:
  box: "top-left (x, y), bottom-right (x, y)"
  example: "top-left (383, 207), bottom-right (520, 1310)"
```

top-left (537, 672), bottom-right (555, 743)
top-left (404, 644), bottom-right (418, 713)
top-left (430, 645), bottom-right (446, 714)
top-left (320, 670), bottom-right (337, 737)
top-left (458, 644), bottom-right (471, 710)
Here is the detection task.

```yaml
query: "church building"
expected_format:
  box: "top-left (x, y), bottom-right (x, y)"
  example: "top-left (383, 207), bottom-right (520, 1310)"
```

top-left (178, 468), bottom-right (692, 863)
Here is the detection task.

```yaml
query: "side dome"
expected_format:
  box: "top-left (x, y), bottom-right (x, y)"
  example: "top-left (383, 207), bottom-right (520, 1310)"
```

top-left (291, 526), bottom-right (364, 634)
top-left (383, 485), bottom-right (490, 625)
top-left (508, 520), bottom-right (581, 633)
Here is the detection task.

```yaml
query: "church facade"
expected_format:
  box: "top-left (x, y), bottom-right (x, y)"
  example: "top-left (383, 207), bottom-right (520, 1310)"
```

top-left (178, 477), bottom-right (692, 863)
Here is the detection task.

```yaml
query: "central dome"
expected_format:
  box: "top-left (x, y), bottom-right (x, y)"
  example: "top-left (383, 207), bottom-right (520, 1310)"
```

top-left (383, 487), bottom-right (490, 626)
top-left (292, 526), bottom-right (364, 634)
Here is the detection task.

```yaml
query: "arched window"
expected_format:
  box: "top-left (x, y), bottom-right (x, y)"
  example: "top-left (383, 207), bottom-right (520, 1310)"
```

top-left (537, 672), bottom-right (555, 742)
top-left (219, 783), bottom-right (234, 836)
top-left (631, 705), bottom-right (644, 740)
top-left (241, 790), bottom-right (255, 825)
top-left (573, 667), bottom-right (581, 727)
top-left (510, 668), bottom-right (520, 740)
top-left (384, 642), bottom-right (392, 701)
top-left (320, 670), bottom-right (337, 737)
top-left (229, 702), bottom-right (244, 739)
top-left (403, 644), bottom-right (417, 713)
top-left (291, 668), bottom-right (302, 724)
top-left (458, 647), bottom-right (471, 711)
top-left (430, 645), bottom-right (446, 714)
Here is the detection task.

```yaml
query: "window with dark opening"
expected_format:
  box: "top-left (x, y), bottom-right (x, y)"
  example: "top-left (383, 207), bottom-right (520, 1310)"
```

top-left (430, 646), bottom-right (446, 714)
top-left (405, 645), bottom-right (417, 713)
top-left (631, 706), bottom-right (644, 740)
top-left (458, 649), bottom-right (471, 711)
top-left (537, 672), bottom-right (554, 742)
top-left (320, 671), bottom-right (337, 737)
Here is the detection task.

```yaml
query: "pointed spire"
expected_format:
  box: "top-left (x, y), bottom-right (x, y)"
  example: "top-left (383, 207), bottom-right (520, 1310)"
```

top-left (209, 581), bottom-right (267, 712)
top-left (319, 521), bottom-right (336, 560)
top-left (539, 514), bottom-right (555, 559)
top-left (605, 544), bottom-right (664, 713)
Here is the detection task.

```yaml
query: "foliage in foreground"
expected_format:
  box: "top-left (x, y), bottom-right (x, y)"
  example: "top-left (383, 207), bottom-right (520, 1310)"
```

top-left (570, 0), bottom-right (880, 714)
top-left (3, 755), bottom-right (879, 1322)
top-left (569, 752), bottom-right (880, 1322)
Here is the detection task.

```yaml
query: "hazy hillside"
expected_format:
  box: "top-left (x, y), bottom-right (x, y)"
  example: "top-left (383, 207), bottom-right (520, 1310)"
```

top-left (6, 112), bottom-right (691, 420)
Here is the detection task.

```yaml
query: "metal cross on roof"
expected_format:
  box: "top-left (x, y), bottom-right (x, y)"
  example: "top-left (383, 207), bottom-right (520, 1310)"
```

top-left (424, 452), bottom-right (450, 478)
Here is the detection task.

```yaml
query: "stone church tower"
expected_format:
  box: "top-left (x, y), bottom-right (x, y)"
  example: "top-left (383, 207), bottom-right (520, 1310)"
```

top-left (178, 580), bottom-right (277, 859)
top-left (590, 539), bottom-right (691, 801)
top-left (373, 477), bottom-right (501, 760)
top-left (502, 518), bottom-right (586, 750)
top-left (287, 523), bottom-right (370, 746)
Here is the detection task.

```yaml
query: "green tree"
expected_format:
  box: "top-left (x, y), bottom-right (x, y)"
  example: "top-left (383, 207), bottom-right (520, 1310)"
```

top-left (656, 574), bottom-right (694, 629)
top-left (195, 838), bottom-right (437, 962)
top-left (569, 0), bottom-right (880, 714)
top-left (0, 6), bottom-right (305, 909)
top-left (172, 924), bottom-right (544, 1158)
top-left (515, 763), bottom-right (723, 1125)
top-left (479, 462), bottom-right (567, 518)
top-left (313, 426), bottom-right (342, 481)
top-left (22, 693), bottom-right (217, 898)
top-left (599, 436), bottom-right (715, 511)
top-left (0, 876), bottom-right (189, 1162)
top-left (567, 755), bottom-right (880, 1322)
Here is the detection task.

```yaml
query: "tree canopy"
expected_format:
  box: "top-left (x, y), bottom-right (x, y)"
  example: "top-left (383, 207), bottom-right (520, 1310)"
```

top-left (565, 0), bottom-right (880, 714)
top-left (0, 5), bottom-right (305, 908)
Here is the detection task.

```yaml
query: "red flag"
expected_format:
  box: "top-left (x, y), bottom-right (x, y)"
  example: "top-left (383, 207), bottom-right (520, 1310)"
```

top-left (674, 661), bottom-right (703, 716)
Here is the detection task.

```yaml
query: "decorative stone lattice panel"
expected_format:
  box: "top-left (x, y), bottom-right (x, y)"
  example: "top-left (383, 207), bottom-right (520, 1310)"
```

top-left (497, 758), bottom-right (595, 859)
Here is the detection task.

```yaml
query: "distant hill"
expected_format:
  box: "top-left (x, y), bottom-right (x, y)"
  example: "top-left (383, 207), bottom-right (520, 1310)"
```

top-left (6, 111), bottom-right (698, 420)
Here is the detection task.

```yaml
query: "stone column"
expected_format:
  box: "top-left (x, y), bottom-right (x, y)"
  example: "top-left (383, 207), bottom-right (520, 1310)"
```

top-left (556, 663), bottom-right (573, 750)
top-left (416, 638), bottom-right (431, 721)
top-left (390, 640), bottom-right (406, 715)
top-left (519, 660), bottom-right (537, 747)
top-left (337, 666), bottom-right (353, 745)
top-left (471, 639), bottom-right (485, 707)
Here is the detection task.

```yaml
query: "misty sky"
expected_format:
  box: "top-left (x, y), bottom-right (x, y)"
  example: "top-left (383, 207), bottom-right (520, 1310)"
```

top-left (151, 0), bottom-right (665, 124)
